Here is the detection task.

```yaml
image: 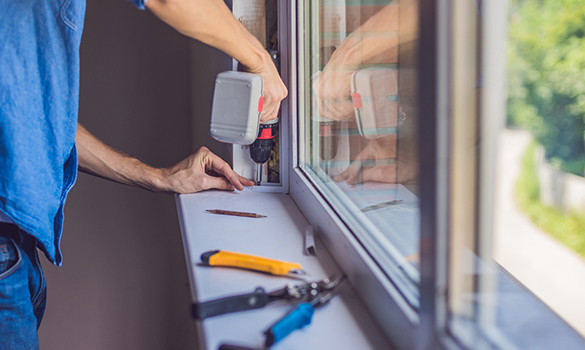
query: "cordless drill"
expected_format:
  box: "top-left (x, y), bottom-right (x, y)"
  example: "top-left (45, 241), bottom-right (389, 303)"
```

top-left (249, 49), bottom-right (280, 184)
top-left (210, 82), bottom-right (277, 185)
top-left (208, 51), bottom-right (280, 185)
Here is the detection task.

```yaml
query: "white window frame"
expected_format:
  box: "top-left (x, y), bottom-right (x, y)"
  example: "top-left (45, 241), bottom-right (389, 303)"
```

top-left (219, 0), bottom-right (585, 348)
top-left (278, 0), bottom-right (435, 348)
top-left (256, 0), bottom-right (585, 348)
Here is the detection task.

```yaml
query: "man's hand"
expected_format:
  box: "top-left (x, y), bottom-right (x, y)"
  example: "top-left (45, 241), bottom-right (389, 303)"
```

top-left (333, 137), bottom-right (397, 185)
top-left (248, 59), bottom-right (288, 122)
top-left (157, 147), bottom-right (254, 193)
top-left (145, 0), bottom-right (287, 122)
top-left (312, 4), bottom-right (399, 120)
top-left (312, 62), bottom-right (356, 121)
top-left (76, 124), bottom-right (253, 194)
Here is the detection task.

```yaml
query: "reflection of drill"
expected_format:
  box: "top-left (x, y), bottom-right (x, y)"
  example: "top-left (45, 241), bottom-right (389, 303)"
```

top-left (315, 46), bottom-right (340, 174)
top-left (248, 49), bottom-right (280, 185)
top-left (317, 117), bottom-right (340, 164)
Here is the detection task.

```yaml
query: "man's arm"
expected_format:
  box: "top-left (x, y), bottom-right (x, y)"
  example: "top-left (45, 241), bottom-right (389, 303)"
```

top-left (313, 4), bottom-right (398, 120)
top-left (145, 0), bottom-right (287, 122)
top-left (76, 123), bottom-right (254, 193)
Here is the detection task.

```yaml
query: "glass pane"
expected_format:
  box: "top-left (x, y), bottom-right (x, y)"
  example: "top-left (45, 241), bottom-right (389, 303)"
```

top-left (298, 0), bottom-right (420, 306)
top-left (446, 0), bottom-right (585, 348)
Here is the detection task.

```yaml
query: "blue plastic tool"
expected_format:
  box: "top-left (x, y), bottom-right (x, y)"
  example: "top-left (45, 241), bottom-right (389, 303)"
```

top-left (265, 303), bottom-right (315, 346)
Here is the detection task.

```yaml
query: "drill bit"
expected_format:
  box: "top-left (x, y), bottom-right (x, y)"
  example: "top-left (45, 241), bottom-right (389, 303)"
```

top-left (256, 163), bottom-right (262, 185)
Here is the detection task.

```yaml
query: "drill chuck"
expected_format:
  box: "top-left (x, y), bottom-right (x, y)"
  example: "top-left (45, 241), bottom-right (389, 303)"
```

top-left (250, 118), bottom-right (278, 185)
top-left (250, 119), bottom-right (278, 164)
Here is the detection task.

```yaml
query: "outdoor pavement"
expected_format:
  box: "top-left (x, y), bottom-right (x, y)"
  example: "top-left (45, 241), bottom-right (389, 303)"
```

top-left (493, 128), bottom-right (585, 337)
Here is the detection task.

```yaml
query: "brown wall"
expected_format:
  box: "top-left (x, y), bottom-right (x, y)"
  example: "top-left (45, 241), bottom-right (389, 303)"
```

top-left (38, 0), bottom-right (230, 348)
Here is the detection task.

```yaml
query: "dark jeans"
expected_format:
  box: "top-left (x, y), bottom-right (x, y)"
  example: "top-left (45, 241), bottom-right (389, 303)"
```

top-left (0, 223), bottom-right (46, 350)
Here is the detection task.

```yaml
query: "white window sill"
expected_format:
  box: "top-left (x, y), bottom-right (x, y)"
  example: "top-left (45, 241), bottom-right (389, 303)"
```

top-left (176, 190), bottom-right (393, 350)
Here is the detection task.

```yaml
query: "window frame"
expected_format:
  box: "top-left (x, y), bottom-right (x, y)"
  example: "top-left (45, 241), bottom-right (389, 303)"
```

top-left (278, 0), bottom-right (528, 348)
top-left (274, 0), bottom-right (585, 348)
top-left (417, 0), bottom-right (456, 348)
top-left (279, 0), bottom-right (447, 348)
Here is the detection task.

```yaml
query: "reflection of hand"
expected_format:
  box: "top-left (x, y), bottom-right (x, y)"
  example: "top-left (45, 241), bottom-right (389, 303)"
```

top-left (336, 161), bottom-right (396, 185)
top-left (160, 147), bottom-right (255, 193)
top-left (312, 60), bottom-right (356, 121)
top-left (334, 137), bottom-right (397, 185)
top-left (313, 3), bottom-right (399, 121)
top-left (248, 54), bottom-right (288, 123)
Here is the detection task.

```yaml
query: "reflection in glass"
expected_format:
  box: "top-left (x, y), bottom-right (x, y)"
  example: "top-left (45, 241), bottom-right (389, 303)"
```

top-left (300, 0), bottom-right (420, 305)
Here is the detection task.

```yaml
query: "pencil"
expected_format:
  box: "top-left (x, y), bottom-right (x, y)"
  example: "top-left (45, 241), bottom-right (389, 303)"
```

top-left (206, 209), bottom-right (267, 218)
top-left (360, 200), bottom-right (403, 212)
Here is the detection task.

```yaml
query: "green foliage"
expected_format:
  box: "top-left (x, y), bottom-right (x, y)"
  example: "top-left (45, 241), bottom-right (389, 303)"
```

top-left (516, 142), bottom-right (585, 258)
top-left (507, 0), bottom-right (585, 175)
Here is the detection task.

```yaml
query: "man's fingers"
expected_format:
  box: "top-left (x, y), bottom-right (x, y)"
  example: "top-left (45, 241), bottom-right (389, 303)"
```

top-left (333, 166), bottom-right (358, 184)
top-left (334, 157), bottom-right (365, 185)
top-left (202, 148), bottom-right (255, 191)
top-left (342, 166), bottom-right (397, 186)
top-left (333, 169), bottom-right (350, 182)
top-left (260, 103), bottom-right (280, 123)
top-left (202, 175), bottom-right (234, 191)
top-left (256, 65), bottom-right (287, 123)
top-left (161, 147), bottom-right (254, 194)
top-left (340, 102), bottom-right (355, 119)
top-left (321, 102), bottom-right (341, 120)
top-left (238, 175), bottom-right (255, 187)
top-left (345, 171), bottom-right (359, 185)
top-left (211, 161), bottom-right (245, 191)
top-left (199, 150), bottom-right (246, 191)
top-left (320, 97), bottom-right (354, 120)
top-left (314, 65), bottom-right (356, 120)
top-left (209, 156), bottom-right (255, 190)
top-left (260, 82), bottom-right (287, 122)
top-left (363, 166), bottom-right (397, 184)
top-left (328, 99), bottom-right (353, 120)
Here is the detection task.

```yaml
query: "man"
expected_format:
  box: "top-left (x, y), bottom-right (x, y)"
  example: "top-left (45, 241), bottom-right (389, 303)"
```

top-left (0, 0), bottom-right (287, 348)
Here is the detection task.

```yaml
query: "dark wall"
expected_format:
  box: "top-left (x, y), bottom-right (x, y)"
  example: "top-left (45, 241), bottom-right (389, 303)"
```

top-left (38, 0), bottom-right (230, 348)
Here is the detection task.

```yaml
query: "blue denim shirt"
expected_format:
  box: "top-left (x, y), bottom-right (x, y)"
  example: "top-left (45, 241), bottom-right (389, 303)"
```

top-left (0, 0), bottom-right (145, 266)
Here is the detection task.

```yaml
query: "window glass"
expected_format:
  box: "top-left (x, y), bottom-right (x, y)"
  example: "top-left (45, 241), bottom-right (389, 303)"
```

top-left (446, 0), bottom-right (585, 348)
top-left (298, 0), bottom-right (420, 306)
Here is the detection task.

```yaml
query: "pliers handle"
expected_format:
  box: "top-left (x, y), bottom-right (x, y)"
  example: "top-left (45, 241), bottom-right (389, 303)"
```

top-left (192, 281), bottom-right (307, 320)
top-left (192, 276), bottom-right (343, 322)
top-left (264, 303), bottom-right (315, 347)
top-left (193, 287), bottom-right (271, 319)
top-left (263, 276), bottom-right (345, 347)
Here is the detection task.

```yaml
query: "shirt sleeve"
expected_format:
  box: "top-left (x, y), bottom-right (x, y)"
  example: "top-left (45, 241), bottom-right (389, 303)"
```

top-left (127, 0), bottom-right (147, 10)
